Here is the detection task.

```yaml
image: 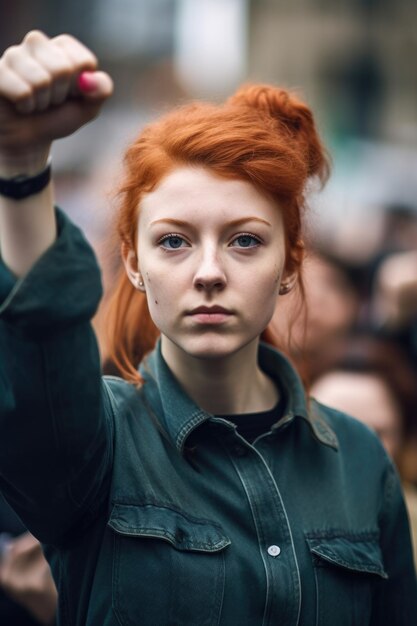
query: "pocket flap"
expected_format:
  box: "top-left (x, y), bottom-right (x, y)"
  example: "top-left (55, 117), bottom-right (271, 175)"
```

top-left (306, 533), bottom-right (388, 579)
top-left (108, 504), bottom-right (231, 553)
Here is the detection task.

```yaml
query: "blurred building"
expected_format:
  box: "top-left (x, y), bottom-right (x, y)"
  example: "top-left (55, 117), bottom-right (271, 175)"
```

top-left (248, 0), bottom-right (417, 145)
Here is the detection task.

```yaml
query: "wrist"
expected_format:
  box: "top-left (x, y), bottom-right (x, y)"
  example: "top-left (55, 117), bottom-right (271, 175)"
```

top-left (0, 149), bottom-right (51, 178)
top-left (0, 157), bottom-right (52, 201)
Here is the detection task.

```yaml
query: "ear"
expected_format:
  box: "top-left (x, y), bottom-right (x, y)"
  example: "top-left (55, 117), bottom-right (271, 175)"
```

top-left (279, 269), bottom-right (297, 296)
top-left (121, 243), bottom-right (146, 292)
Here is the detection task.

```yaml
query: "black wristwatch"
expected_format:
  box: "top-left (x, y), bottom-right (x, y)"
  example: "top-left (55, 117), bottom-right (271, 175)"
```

top-left (0, 158), bottom-right (52, 200)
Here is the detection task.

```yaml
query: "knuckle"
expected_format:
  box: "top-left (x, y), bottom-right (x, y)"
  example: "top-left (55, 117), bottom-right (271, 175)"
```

top-left (27, 68), bottom-right (51, 90)
top-left (0, 73), bottom-right (33, 101)
top-left (80, 46), bottom-right (97, 64)
top-left (77, 49), bottom-right (98, 68)
top-left (53, 33), bottom-right (78, 47)
top-left (54, 34), bottom-right (97, 65)
top-left (83, 52), bottom-right (98, 68)
top-left (14, 88), bottom-right (34, 102)
top-left (23, 29), bottom-right (49, 44)
top-left (35, 77), bottom-right (52, 91)
top-left (49, 54), bottom-right (73, 77)
top-left (3, 45), bottom-right (21, 63)
top-left (54, 66), bottom-right (73, 82)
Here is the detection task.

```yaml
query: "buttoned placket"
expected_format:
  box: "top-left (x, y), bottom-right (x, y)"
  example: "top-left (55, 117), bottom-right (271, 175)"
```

top-left (212, 419), bottom-right (302, 626)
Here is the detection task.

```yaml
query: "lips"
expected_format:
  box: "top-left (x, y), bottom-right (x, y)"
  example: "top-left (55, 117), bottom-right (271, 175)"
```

top-left (187, 306), bottom-right (232, 315)
top-left (186, 305), bottom-right (234, 325)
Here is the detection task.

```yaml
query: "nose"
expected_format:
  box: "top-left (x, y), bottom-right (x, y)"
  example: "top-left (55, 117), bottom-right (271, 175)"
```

top-left (193, 246), bottom-right (227, 292)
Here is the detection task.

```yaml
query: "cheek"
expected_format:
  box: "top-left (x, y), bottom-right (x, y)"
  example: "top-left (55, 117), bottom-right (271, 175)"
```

top-left (143, 271), bottom-right (159, 306)
top-left (254, 262), bottom-right (283, 297)
top-left (145, 280), bottom-right (162, 310)
top-left (143, 271), bottom-right (180, 325)
top-left (273, 263), bottom-right (283, 285)
top-left (247, 269), bottom-right (282, 319)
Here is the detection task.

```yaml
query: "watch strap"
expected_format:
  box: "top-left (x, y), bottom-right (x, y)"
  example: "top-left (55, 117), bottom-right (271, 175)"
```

top-left (0, 159), bottom-right (52, 200)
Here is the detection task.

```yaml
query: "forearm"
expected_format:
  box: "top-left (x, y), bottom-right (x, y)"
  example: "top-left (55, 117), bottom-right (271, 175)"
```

top-left (0, 185), bottom-right (56, 278)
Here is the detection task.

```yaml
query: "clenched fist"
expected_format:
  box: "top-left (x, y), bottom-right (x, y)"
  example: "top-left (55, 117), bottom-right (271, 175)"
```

top-left (0, 30), bottom-right (113, 173)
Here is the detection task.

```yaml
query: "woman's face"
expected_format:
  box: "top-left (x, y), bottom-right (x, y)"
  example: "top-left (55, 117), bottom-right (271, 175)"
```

top-left (125, 166), bottom-right (290, 361)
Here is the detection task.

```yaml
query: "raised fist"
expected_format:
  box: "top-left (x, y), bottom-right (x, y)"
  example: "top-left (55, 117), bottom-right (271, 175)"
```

top-left (0, 30), bottom-right (113, 168)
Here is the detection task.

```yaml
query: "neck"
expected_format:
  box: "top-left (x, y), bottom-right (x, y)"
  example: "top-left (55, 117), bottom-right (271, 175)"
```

top-left (161, 337), bottom-right (279, 415)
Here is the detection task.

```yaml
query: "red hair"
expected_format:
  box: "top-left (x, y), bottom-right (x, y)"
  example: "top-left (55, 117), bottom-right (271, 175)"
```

top-left (102, 84), bottom-right (330, 383)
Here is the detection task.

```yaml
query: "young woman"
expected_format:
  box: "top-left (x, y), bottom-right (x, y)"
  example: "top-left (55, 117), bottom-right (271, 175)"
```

top-left (0, 31), bottom-right (416, 626)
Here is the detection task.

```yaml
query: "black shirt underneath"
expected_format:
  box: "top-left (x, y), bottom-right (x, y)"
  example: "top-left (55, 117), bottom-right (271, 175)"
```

top-left (217, 392), bottom-right (286, 444)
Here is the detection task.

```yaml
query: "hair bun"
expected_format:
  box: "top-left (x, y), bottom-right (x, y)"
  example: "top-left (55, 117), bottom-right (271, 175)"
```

top-left (227, 84), bottom-right (329, 182)
top-left (228, 85), bottom-right (304, 129)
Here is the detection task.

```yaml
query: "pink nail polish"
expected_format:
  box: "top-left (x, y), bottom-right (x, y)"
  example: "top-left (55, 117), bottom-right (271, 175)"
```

top-left (77, 72), bottom-right (96, 93)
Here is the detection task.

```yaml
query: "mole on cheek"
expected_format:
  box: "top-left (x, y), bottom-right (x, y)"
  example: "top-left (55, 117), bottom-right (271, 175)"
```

top-left (155, 300), bottom-right (158, 305)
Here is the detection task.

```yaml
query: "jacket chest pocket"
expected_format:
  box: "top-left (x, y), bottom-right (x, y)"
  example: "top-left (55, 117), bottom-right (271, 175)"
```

top-left (306, 532), bottom-right (387, 626)
top-left (108, 503), bottom-right (231, 626)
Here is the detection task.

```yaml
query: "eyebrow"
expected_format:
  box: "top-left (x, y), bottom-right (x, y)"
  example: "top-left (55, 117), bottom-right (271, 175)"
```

top-left (149, 217), bottom-right (272, 228)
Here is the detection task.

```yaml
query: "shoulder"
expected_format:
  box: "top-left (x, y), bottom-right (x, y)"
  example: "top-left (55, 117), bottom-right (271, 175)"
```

top-left (102, 374), bottom-right (146, 416)
top-left (102, 374), bottom-right (140, 395)
top-left (310, 396), bottom-right (391, 467)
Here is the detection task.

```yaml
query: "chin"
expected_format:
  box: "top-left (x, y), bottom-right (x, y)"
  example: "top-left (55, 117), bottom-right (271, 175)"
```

top-left (176, 334), bottom-right (255, 361)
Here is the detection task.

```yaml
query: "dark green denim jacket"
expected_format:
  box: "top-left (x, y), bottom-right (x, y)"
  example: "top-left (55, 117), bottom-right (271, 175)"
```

top-left (0, 210), bottom-right (416, 625)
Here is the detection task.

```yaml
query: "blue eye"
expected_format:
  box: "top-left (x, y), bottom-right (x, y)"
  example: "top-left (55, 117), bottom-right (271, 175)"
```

top-left (159, 235), bottom-right (188, 249)
top-left (231, 234), bottom-right (261, 248)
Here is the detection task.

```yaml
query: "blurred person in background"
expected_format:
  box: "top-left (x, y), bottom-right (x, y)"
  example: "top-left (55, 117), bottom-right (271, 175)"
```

top-left (0, 30), bottom-right (416, 625)
top-left (360, 203), bottom-right (417, 371)
top-left (372, 249), bottom-right (417, 370)
top-left (376, 204), bottom-right (417, 257)
top-left (0, 493), bottom-right (57, 625)
top-left (310, 334), bottom-right (417, 569)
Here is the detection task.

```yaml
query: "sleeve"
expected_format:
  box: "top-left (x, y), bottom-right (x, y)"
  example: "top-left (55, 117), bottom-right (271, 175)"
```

top-left (370, 460), bottom-right (417, 624)
top-left (0, 208), bottom-right (113, 545)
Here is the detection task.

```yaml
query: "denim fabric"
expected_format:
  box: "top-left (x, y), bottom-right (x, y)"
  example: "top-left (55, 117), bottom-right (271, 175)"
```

top-left (0, 209), bottom-right (416, 625)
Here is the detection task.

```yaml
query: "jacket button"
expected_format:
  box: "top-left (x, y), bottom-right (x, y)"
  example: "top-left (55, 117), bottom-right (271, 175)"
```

top-left (267, 545), bottom-right (281, 557)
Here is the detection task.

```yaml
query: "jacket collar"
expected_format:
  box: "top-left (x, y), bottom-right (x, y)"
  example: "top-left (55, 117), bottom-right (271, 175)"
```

top-left (259, 343), bottom-right (339, 450)
top-left (139, 341), bottom-right (338, 453)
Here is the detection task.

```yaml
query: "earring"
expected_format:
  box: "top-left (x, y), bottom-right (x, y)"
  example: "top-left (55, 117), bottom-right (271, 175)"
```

top-left (135, 275), bottom-right (144, 290)
top-left (279, 279), bottom-right (295, 295)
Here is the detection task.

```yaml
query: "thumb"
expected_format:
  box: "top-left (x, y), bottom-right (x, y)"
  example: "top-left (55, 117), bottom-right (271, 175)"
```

top-left (76, 71), bottom-right (114, 101)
